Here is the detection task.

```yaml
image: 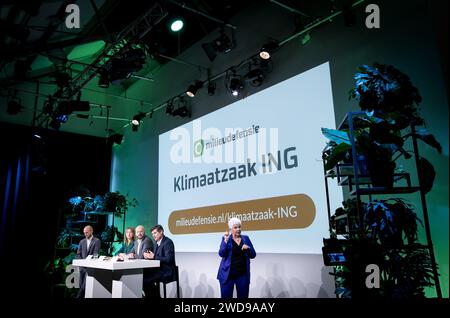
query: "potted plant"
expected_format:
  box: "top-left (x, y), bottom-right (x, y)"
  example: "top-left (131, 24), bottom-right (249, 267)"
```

top-left (68, 191), bottom-right (138, 216)
top-left (330, 197), bottom-right (435, 298)
top-left (323, 63), bottom-right (442, 189)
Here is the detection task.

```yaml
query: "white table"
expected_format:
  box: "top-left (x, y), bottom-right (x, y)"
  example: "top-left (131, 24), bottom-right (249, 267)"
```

top-left (72, 259), bottom-right (160, 298)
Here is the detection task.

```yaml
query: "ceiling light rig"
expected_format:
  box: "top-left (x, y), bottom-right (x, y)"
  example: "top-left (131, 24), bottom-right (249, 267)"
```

top-left (115, 1), bottom-right (367, 134)
top-left (186, 80), bottom-right (203, 97)
top-left (259, 41), bottom-right (279, 60)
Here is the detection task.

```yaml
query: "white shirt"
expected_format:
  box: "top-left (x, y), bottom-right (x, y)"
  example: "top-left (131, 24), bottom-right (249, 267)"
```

top-left (136, 239), bottom-right (142, 255)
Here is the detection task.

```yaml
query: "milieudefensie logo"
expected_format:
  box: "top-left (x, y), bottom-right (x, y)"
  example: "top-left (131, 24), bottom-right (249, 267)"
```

top-left (193, 139), bottom-right (204, 157)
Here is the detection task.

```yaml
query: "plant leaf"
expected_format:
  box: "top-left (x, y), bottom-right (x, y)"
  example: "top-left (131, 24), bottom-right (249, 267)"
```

top-left (414, 128), bottom-right (442, 154)
top-left (418, 157), bottom-right (436, 193)
top-left (321, 128), bottom-right (351, 145)
top-left (324, 143), bottom-right (352, 171)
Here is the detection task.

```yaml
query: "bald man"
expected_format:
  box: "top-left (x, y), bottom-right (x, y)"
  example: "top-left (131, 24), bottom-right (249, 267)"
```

top-left (122, 225), bottom-right (154, 259)
top-left (76, 225), bottom-right (101, 298)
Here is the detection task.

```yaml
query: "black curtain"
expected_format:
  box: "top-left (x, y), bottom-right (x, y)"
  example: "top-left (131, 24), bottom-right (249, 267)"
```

top-left (0, 122), bottom-right (112, 298)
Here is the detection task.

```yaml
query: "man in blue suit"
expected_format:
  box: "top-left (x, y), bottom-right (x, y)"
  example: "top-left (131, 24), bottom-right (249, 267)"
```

top-left (143, 224), bottom-right (176, 298)
top-left (75, 225), bottom-right (101, 298)
top-left (217, 217), bottom-right (256, 298)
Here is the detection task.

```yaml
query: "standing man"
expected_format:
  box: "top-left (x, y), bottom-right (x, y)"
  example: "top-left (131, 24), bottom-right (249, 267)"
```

top-left (143, 224), bottom-right (176, 298)
top-left (76, 225), bottom-right (101, 298)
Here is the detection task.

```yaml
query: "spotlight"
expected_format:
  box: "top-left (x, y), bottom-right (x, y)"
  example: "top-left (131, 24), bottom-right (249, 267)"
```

top-left (186, 80), bottom-right (203, 98)
top-left (207, 81), bottom-right (216, 96)
top-left (98, 68), bottom-right (109, 88)
top-left (172, 107), bottom-right (190, 117)
top-left (170, 19), bottom-right (184, 32)
top-left (229, 77), bottom-right (243, 96)
top-left (245, 69), bottom-right (265, 87)
top-left (259, 41), bottom-right (279, 60)
top-left (202, 29), bottom-right (233, 62)
top-left (7, 100), bottom-right (24, 115)
top-left (131, 112), bottom-right (146, 131)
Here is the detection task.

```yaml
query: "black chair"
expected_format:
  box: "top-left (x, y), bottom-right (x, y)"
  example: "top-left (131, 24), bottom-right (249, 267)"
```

top-left (158, 265), bottom-right (180, 298)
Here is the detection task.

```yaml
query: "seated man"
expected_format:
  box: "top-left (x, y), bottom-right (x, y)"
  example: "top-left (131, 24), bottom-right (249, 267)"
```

top-left (120, 225), bottom-right (153, 259)
top-left (143, 224), bottom-right (176, 298)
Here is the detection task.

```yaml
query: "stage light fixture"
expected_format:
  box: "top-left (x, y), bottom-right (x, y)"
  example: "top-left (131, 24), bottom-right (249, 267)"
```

top-left (202, 29), bottom-right (233, 62)
top-left (131, 112), bottom-right (146, 131)
top-left (171, 98), bottom-right (191, 118)
top-left (207, 81), bottom-right (216, 96)
top-left (229, 77), bottom-right (243, 96)
top-left (186, 80), bottom-right (203, 98)
top-left (109, 48), bottom-right (146, 84)
top-left (259, 41), bottom-right (279, 60)
top-left (170, 19), bottom-right (184, 32)
top-left (245, 69), bottom-right (265, 87)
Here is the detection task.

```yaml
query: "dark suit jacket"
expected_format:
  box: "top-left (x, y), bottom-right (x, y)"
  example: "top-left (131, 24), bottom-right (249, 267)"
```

top-left (76, 236), bottom-right (101, 259)
top-left (217, 234), bottom-right (256, 284)
top-left (130, 235), bottom-right (154, 259)
top-left (153, 236), bottom-right (176, 280)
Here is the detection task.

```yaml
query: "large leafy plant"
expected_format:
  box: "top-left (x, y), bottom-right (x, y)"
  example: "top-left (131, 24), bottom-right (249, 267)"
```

top-left (68, 191), bottom-right (138, 216)
top-left (329, 198), bottom-right (435, 298)
top-left (322, 63), bottom-right (442, 189)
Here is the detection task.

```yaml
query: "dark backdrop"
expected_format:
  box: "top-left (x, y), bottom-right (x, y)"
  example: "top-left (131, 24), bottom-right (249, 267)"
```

top-left (0, 122), bottom-right (111, 299)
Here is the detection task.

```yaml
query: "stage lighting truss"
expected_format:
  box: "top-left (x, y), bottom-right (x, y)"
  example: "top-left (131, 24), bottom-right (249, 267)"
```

top-left (35, 3), bottom-right (167, 129)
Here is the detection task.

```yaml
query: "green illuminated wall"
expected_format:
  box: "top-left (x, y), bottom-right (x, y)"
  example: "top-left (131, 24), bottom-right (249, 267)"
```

top-left (111, 0), bottom-right (448, 297)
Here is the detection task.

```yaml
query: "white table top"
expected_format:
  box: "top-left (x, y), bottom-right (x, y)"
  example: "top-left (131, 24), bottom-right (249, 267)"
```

top-left (72, 258), bottom-right (160, 270)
